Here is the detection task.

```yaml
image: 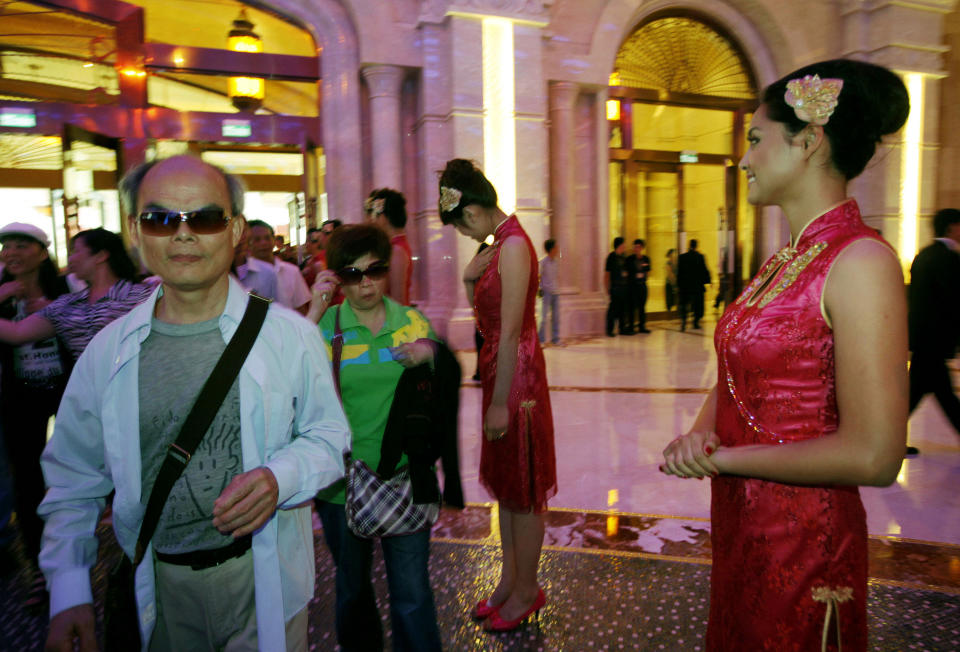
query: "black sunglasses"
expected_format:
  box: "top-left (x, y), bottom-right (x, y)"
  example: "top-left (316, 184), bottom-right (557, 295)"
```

top-left (336, 261), bottom-right (390, 285)
top-left (138, 207), bottom-right (232, 236)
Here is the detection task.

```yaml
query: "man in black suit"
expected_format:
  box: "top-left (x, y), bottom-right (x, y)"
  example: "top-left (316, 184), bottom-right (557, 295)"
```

top-left (605, 237), bottom-right (630, 336)
top-left (677, 239), bottom-right (711, 331)
top-left (626, 239), bottom-right (652, 333)
top-left (907, 208), bottom-right (960, 453)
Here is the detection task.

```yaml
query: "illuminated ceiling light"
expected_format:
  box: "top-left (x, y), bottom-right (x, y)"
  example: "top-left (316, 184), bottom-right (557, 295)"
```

top-left (609, 71), bottom-right (621, 87)
top-left (606, 98), bottom-right (620, 121)
top-left (227, 8), bottom-right (264, 113)
top-left (82, 62), bottom-right (93, 68)
top-left (899, 72), bottom-right (923, 277)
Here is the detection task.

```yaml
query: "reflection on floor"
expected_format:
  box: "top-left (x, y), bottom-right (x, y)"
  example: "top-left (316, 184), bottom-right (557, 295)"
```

top-left (3, 317), bottom-right (959, 650)
top-left (433, 504), bottom-right (960, 595)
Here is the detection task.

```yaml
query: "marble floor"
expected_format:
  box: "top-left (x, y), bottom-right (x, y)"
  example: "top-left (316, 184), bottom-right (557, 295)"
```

top-left (453, 312), bottom-right (960, 547)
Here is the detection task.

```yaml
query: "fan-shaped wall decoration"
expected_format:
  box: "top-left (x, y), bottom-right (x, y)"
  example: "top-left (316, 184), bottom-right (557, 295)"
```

top-left (614, 17), bottom-right (756, 100)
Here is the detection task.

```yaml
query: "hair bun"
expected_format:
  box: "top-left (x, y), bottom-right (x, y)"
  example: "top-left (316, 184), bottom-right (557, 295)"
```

top-left (444, 158), bottom-right (477, 177)
top-left (860, 64), bottom-right (910, 139)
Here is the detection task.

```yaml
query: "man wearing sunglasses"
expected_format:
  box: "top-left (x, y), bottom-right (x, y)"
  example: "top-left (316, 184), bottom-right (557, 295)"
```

top-left (39, 155), bottom-right (350, 652)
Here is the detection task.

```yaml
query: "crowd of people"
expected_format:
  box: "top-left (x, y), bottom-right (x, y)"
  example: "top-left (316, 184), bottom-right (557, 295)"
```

top-left (0, 56), bottom-right (954, 651)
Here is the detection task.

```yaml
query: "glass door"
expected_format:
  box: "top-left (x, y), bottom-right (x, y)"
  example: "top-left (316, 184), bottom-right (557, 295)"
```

top-left (620, 160), bottom-right (681, 313)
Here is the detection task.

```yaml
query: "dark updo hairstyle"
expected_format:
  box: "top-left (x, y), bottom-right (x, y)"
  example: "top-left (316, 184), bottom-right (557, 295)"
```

top-left (762, 59), bottom-right (909, 180)
top-left (72, 228), bottom-right (137, 282)
top-left (370, 188), bottom-right (408, 229)
top-left (325, 224), bottom-right (391, 273)
top-left (438, 158), bottom-right (498, 225)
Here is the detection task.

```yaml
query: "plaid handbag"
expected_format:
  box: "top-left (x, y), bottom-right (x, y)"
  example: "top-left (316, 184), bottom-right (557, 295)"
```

top-left (344, 457), bottom-right (440, 538)
top-left (331, 307), bottom-right (440, 539)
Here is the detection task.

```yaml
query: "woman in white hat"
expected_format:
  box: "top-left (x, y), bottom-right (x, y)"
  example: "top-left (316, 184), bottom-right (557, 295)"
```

top-left (0, 221), bottom-right (69, 608)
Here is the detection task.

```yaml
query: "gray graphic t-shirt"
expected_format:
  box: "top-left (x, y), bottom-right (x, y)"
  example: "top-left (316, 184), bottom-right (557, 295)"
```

top-left (139, 316), bottom-right (242, 554)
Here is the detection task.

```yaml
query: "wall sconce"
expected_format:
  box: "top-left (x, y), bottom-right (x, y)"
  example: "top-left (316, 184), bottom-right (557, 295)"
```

top-left (606, 99), bottom-right (621, 121)
top-left (227, 8), bottom-right (264, 112)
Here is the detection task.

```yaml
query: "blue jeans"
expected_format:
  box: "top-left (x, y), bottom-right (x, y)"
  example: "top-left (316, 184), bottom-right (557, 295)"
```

top-left (316, 501), bottom-right (441, 652)
top-left (539, 291), bottom-right (560, 344)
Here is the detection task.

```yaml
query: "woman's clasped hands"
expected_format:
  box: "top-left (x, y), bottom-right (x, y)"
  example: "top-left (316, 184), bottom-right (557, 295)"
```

top-left (661, 430), bottom-right (722, 480)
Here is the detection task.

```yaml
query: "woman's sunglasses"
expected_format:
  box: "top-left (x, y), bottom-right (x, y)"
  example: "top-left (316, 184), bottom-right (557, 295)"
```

top-left (138, 208), bottom-right (232, 236)
top-left (336, 261), bottom-right (390, 285)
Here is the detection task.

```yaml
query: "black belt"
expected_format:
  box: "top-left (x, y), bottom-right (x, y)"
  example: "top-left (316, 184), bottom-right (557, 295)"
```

top-left (155, 536), bottom-right (252, 571)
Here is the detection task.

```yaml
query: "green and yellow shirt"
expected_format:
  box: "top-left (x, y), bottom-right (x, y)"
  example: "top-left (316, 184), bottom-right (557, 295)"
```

top-left (316, 297), bottom-right (436, 503)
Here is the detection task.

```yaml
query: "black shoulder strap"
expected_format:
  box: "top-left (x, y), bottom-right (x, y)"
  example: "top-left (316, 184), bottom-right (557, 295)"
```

top-left (133, 294), bottom-right (270, 564)
top-left (332, 305), bottom-right (343, 400)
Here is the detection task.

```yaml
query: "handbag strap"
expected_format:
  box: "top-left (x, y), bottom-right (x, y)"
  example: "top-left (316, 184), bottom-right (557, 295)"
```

top-left (133, 294), bottom-right (270, 564)
top-left (332, 305), bottom-right (343, 400)
top-left (331, 306), bottom-right (353, 459)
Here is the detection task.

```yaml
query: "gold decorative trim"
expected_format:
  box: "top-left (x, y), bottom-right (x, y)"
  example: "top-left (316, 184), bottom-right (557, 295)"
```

top-left (742, 241), bottom-right (828, 308)
top-left (757, 241), bottom-right (827, 308)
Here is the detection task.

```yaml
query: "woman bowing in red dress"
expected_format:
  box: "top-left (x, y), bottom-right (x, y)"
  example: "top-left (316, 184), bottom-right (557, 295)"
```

top-left (662, 60), bottom-right (910, 651)
top-left (439, 158), bottom-right (557, 632)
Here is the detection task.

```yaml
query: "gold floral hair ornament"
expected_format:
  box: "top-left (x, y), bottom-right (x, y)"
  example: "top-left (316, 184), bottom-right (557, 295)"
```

top-left (439, 186), bottom-right (462, 213)
top-left (784, 74), bottom-right (844, 126)
top-left (369, 198), bottom-right (385, 216)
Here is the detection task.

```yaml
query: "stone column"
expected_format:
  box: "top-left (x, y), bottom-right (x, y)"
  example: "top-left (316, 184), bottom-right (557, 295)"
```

top-left (549, 81), bottom-right (580, 291)
top-left (361, 64), bottom-right (405, 190)
top-left (265, 0), bottom-right (364, 224)
top-left (412, 9), bottom-right (486, 346)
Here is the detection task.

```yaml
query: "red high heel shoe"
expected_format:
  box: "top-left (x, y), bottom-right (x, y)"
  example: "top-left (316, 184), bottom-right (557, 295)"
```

top-left (482, 589), bottom-right (546, 632)
top-left (472, 597), bottom-right (502, 620)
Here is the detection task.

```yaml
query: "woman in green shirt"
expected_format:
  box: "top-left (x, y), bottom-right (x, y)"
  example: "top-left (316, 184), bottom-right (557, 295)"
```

top-left (308, 224), bottom-right (442, 652)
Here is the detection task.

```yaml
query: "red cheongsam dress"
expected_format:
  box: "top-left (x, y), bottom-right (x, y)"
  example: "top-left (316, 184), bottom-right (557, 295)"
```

top-left (709, 200), bottom-right (885, 651)
top-left (474, 215), bottom-right (557, 513)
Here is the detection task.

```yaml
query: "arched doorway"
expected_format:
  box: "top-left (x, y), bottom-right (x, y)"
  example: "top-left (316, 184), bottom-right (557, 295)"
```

top-left (607, 13), bottom-right (757, 313)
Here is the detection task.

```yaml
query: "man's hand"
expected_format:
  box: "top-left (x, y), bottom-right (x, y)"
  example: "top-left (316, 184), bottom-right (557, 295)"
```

top-left (46, 603), bottom-right (96, 652)
top-left (212, 466), bottom-right (279, 537)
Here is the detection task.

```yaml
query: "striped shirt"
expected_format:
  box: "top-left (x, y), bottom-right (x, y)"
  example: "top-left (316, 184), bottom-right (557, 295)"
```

top-left (39, 280), bottom-right (157, 361)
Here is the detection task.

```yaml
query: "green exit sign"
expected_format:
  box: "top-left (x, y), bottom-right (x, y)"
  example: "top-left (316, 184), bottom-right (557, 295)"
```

top-left (679, 150), bottom-right (698, 164)
top-left (0, 108), bottom-right (36, 128)
top-left (222, 119), bottom-right (252, 138)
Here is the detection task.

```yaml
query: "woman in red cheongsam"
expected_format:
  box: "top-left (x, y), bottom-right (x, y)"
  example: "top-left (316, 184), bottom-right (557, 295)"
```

top-left (662, 59), bottom-right (910, 651)
top-left (439, 158), bottom-right (557, 633)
